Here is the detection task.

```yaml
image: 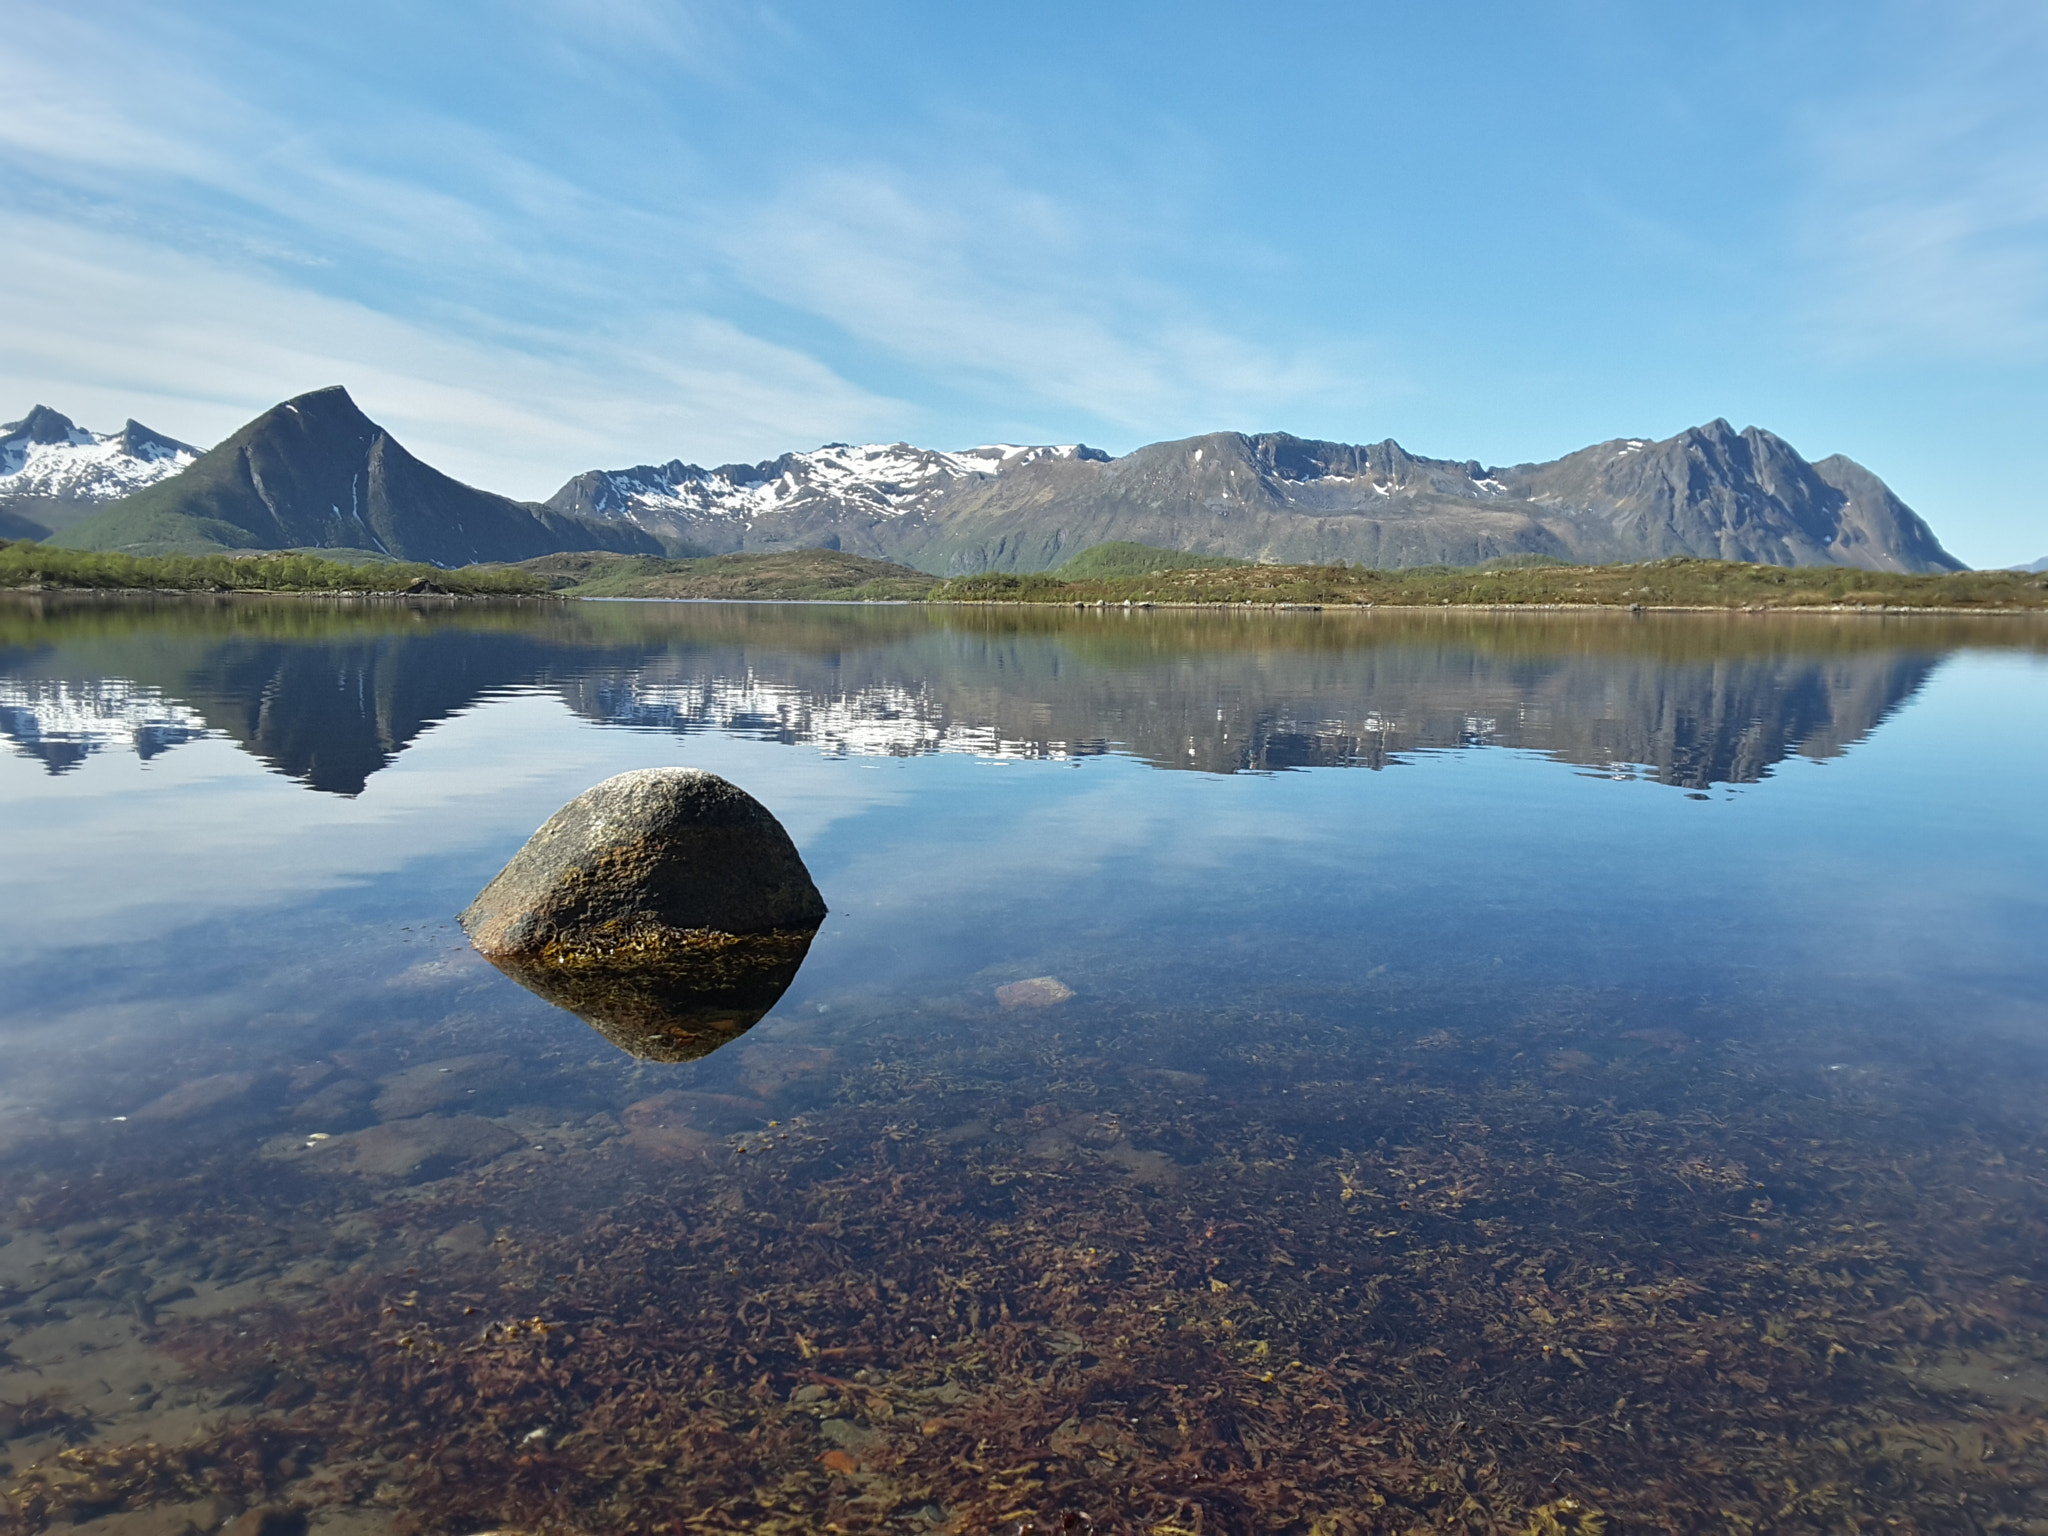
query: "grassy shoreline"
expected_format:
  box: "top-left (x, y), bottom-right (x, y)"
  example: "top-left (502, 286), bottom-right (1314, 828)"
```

top-left (934, 597), bottom-right (2047, 617)
top-left (0, 540), bottom-right (551, 597)
top-left (925, 556), bottom-right (2048, 611)
top-left (501, 548), bottom-right (935, 601)
top-left (8, 540), bottom-right (2045, 611)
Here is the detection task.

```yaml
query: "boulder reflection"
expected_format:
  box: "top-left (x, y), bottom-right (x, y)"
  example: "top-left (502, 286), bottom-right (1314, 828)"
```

top-left (481, 926), bottom-right (819, 1062)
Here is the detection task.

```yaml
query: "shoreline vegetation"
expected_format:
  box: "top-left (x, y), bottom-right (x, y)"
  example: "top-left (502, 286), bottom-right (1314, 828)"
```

top-left (919, 544), bottom-right (2048, 612)
top-left (0, 541), bottom-right (550, 597)
top-left (7, 538), bottom-right (2046, 612)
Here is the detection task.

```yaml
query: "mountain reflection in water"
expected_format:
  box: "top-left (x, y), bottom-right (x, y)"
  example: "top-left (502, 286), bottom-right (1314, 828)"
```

top-left (3, 595), bottom-right (2026, 792)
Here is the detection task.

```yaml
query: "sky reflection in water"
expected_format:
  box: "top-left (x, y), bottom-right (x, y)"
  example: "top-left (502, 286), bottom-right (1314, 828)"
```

top-left (1, 598), bottom-right (2046, 1534)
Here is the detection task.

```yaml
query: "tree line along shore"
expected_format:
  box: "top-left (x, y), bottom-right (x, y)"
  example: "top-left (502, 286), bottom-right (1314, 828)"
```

top-left (5, 539), bottom-right (2046, 611)
top-left (0, 542), bottom-right (551, 597)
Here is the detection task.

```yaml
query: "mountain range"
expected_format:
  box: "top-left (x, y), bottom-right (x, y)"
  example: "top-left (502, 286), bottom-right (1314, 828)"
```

top-left (14, 385), bottom-right (1966, 574)
top-left (556, 423), bottom-right (1961, 575)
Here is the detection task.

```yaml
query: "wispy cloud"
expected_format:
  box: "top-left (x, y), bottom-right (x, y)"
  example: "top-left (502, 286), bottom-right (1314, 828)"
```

top-left (0, 0), bottom-right (1381, 472)
top-left (0, 6), bottom-right (638, 301)
top-left (0, 2), bottom-right (910, 486)
top-left (515, 0), bottom-right (775, 86)
top-left (1798, 0), bottom-right (2048, 361)
top-left (727, 167), bottom-right (1367, 437)
top-left (0, 214), bottom-right (901, 496)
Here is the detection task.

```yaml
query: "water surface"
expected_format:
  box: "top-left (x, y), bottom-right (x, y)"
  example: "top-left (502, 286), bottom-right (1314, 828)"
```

top-left (3, 596), bottom-right (2046, 1534)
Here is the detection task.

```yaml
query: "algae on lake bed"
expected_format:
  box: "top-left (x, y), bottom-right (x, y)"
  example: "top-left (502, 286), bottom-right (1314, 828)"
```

top-left (6, 979), bottom-right (2047, 1535)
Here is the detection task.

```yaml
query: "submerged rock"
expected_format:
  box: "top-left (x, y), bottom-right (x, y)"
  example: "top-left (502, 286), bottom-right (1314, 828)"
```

top-left (132, 1071), bottom-right (264, 1122)
top-left (372, 1053), bottom-right (510, 1117)
top-left (460, 768), bottom-right (826, 1061)
top-left (996, 976), bottom-right (1074, 1009)
top-left (314, 1114), bottom-right (520, 1180)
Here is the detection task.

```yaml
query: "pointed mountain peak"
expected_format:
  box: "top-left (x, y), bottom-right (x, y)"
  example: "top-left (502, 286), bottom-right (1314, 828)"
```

top-left (116, 419), bottom-right (202, 459)
top-left (274, 384), bottom-right (370, 422)
top-left (245, 386), bottom-right (379, 450)
top-left (1680, 418), bottom-right (1741, 445)
top-left (286, 384), bottom-right (359, 409)
top-left (4, 405), bottom-right (82, 445)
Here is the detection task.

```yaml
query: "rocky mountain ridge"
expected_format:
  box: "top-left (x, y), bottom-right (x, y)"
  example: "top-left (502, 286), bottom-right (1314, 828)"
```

top-left (545, 441), bottom-right (1106, 557)
top-left (556, 421), bottom-right (1960, 575)
top-left (0, 406), bottom-right (199, 539)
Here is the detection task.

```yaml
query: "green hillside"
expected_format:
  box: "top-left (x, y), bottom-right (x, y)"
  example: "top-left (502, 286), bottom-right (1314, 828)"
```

top-left (1052, 541), bottom-right (1249, 579)
top-left (46, 501), bottom-right (272, 557)
top-left (509, 547), bottom-right (938, 600)
top-left (1, 540), bottom-right (548, 595)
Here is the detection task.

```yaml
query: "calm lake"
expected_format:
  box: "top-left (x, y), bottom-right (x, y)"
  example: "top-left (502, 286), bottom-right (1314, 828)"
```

top-left (3, 595), bottom-right (2047, 1535)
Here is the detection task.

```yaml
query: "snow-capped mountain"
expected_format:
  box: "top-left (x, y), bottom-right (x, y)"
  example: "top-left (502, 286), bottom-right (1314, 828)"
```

top-left (541, 423), bottom-right (1960, 575)
top-left (544, 440), bottom-right (1106, 555)
top-left (0, 406), bottom-right (200, 537)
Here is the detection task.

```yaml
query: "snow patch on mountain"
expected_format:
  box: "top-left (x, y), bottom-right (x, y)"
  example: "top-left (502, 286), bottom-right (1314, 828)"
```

top-left (974, 443), bottom-right (1090, 464)
top-left (571, 440), bottom-right (1097, 527)
top-left (1, 407), bottom-right (200, 506)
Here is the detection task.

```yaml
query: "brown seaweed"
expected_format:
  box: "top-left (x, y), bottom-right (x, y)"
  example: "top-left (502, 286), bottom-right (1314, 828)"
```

top-left (6, 993), bottom-right (2048, 1534)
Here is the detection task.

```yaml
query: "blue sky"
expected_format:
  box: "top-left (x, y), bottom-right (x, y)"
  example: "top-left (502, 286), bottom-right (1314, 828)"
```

top-left (3, 0), bottom-right (2045, 566)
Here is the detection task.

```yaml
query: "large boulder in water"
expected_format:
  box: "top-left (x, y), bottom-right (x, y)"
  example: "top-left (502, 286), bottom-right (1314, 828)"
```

top-left (460, 769), bottom-right (826, 1061)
